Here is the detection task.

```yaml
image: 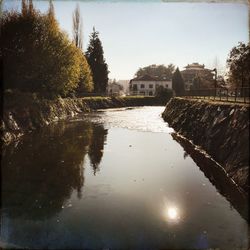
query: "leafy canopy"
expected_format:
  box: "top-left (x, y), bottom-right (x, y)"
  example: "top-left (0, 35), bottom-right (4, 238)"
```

top-left (135, 64), bottom-right (175, 79)
top-left (1, 0), bottom-right (93, 98)
top-left (226, 42), bottom-right (250, 89)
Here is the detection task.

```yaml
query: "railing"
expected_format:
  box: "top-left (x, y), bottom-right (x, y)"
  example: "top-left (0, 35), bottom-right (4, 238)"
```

top-left (128, 91), bottom-right (154, 96)
top-left (183, 87), bottom-right (250, 104)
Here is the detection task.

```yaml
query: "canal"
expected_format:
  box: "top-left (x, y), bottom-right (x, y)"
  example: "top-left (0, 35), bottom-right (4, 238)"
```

top-left (1, 107), bottom-right (249, 249)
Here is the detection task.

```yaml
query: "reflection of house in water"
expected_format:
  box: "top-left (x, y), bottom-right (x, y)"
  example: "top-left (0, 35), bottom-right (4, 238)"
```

top-left (129, 75), bottom-right (172, 96)
top-left (181, 63), bottom-right (214, 90)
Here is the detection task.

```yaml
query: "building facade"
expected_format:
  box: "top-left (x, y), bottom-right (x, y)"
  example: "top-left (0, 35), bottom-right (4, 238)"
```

top-left (107, 82), bottom-right (124, 96)
top-left (181, 63), bottom-right (214, 90)
top-left (129, 75), bottom-right (172, 96)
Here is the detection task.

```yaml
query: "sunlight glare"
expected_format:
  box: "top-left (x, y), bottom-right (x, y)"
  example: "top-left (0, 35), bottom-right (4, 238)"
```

top-left (164, 205), bottom-right (181, 223)
top-left (168, 207), bottom-right (178, 220)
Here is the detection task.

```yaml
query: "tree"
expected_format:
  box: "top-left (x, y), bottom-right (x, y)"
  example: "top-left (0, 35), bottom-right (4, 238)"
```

top-left (155, 85), bottom-right (173, 102)
top-left (191, 75), bottom-right (202, 90)
top-left (190, 71), bottom-right (214, 90)
top-left (226, 42), bottom-right (250, 91)
top-left (135, 64), bottom-right (175, 79)
top-left (86, 27), bottom-right (109, 93)
top-left (71, 4), bottom-right (93, 94)
top-left (172, 67), bottom-right (185, 96)
top-left (72, 4), bottom-right (83, 49)
top-left (1, 0), bottom-right (85, 97)
top-left (77, 51), bottom-right (94, 94)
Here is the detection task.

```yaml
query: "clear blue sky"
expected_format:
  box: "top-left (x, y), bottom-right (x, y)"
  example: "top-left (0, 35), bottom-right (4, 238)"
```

top-left (4, 0), bottom-right (249, 79)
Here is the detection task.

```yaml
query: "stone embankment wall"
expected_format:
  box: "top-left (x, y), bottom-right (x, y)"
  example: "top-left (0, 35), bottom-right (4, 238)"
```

top-left (162, 97), bottom-right (249, 193)
top-left (1, 92), bottom-right (163, 144)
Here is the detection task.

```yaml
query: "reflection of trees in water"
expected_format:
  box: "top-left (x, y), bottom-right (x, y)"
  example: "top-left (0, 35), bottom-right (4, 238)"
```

top-left (1, 120), bottom-right (106, 220)
top-left (88, 125), bottom-right (108, 175)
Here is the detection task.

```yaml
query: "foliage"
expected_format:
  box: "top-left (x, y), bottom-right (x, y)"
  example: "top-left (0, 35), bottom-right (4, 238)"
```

top-left (77, 51), bottom-right (94, 94)
top-left (135, 64), bottom-right (175, 79)
top-left (86, 27), bottom-right (109, 93)
top-left (226, 42), bottom-right (250, 89)
top-left (1, 0), bottom-right (92, 98)
top-left (172, 67), bottom-right (185, 95)
top-left (191, 75), bottom-right (202, 90)
top-left (190, 71), bottom-right (215, 90)
top-left (155, 85), bottom-right (173, 100)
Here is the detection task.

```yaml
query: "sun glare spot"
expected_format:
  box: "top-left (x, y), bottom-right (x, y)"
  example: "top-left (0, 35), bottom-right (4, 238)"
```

top-left (168, 207), bottom-right (178, 220)
top-left (164, 205), bottom-right (181, 223)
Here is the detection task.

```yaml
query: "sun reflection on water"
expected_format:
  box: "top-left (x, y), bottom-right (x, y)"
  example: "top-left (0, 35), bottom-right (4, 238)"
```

top-left (164, 205), bottom-right (181, 223)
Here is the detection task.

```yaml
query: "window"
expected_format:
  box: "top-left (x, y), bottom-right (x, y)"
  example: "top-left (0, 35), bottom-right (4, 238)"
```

top-left (140, 84), bottom-right (145, 88)
top-left (149, 84), bottom-right (153, 89)
top-left (133, 84), bottom-right (138, 91)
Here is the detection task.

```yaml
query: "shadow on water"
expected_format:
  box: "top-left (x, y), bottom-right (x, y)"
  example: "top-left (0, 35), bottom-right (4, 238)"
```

top-left (1, 120), bottom-right (108, 220)
top-left (171, 133), bottom-right (249, 223)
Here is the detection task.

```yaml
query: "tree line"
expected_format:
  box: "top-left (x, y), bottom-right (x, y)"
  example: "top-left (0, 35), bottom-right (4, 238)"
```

top-left (133, 41), bottom-right (250, 97)
top-left (0, 0), bottom-right (109, 98)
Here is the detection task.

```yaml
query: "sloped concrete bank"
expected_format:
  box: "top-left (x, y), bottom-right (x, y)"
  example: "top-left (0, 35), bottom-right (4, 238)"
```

top-left (162, 97), bottom-right (249, 193)
top-left (1, 92), bottom-right (164, 144)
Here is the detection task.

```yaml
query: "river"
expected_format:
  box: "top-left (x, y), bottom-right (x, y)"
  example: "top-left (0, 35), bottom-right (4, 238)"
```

top-left (1, 106), bottom-right (248, 249)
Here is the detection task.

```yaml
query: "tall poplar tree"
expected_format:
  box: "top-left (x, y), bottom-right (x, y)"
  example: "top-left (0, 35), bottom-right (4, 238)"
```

top-left (85, 27), bottom-right (109, 93)
top-left (72, 4), bottom-right (83, 49)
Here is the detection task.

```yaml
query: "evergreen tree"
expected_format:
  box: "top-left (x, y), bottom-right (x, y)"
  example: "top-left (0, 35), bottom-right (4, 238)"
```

top-left (172, 67), bottom-right (185, 96)
top-left (86, 27), bottom-right (109, 93)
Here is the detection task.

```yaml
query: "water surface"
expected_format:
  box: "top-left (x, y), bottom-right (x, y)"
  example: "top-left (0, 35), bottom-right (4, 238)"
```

top-left (1, 107), bottom-right (248, 249)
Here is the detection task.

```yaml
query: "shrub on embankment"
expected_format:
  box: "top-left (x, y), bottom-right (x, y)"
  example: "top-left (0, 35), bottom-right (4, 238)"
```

top-left (162, 97), bottom-right (249, 192)
top-left (1, 91), bottom-right (168, 144)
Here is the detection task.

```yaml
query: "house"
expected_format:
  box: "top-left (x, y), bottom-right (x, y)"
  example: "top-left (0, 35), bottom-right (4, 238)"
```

top-left (181, 63), bottom-right (214, 90)
top-left (107, 81), bottom-right (124, 96)
top-left (129, 75), bottom-right (172, 96)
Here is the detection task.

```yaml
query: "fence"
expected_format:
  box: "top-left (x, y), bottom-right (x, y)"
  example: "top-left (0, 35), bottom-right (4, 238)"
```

top-left (183, 87), bottom-right (250, 104)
